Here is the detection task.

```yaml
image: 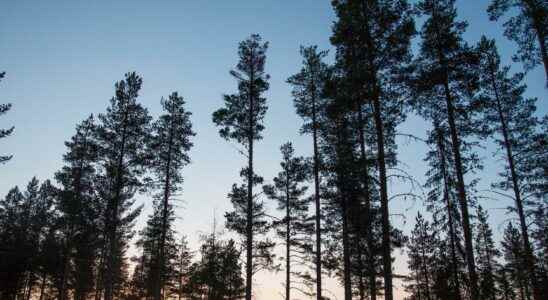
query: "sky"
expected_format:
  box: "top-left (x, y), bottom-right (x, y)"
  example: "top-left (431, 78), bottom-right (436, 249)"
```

top-left (0, 0), bottom-right (546, 299)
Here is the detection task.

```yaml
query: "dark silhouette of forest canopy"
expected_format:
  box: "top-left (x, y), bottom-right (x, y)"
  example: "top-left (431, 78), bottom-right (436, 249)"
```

top-left (0, 1), bottom-right (547, 300)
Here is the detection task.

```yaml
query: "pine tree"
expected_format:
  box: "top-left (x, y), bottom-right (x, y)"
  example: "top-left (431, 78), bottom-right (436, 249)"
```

top-left (0, 71), bottom-right (14, 165)
top-left (318, 91), bottom-right (359, 299)
top-left (501, 223), bottom-right (532, 300)
top-left (474, 206), bottom-right (500, 300)
top-left (287, 46), bottom-right (330, 300)
top-left (487, 0), bottom-right (548, 83)
top-left (411, 1), bottom-right (482, 298)
top-left (212, 34), bottom-right (272, 300)
top-left (95, 72), bottom-right (151, 300)
top-left (54, 115), bottom-right (101, 300)
top-left (477, 36), bottom-right (542, 299)
top-left (263, 142), bottom-right (313, 300)
top-left (148, 92), bottom-right (195, 300)
top-left (330, 2), bottom-right (415, 298)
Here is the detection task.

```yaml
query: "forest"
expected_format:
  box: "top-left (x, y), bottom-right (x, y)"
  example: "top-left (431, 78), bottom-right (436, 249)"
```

top-left (0, 0), bottom-right (546, 300)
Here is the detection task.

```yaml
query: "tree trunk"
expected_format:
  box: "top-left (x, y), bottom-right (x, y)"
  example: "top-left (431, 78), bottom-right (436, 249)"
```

top-left (487, 55), bottom-right (542, 300)
top-left (312, 89), bottom-right (322, 300)
top-left (358, 107), bottom-right (377, 300)
top-left (155, 109), bottom-right (176, 300)
top-left (442, 79), bottom-right (480, 300)
top-left (38, 272), bottom-right (46, 300)
top-left (341, 193), bottom-right (352, 300)
top-left (371, 89), bottom-right (393, 300)
top-left (285, 181), bottom-right (291, 300)
top-left (311, 87), bottom-right (323, 300)
top-left (435, 123), bottom-right (462, 300)
top-left (245, 66), bottom-right (255, 300)
top-left (104, 112), bottom-right (129, 300)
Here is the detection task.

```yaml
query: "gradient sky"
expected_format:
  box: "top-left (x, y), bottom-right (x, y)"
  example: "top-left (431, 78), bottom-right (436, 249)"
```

top-left (1, 1), bottom-right (546, 299)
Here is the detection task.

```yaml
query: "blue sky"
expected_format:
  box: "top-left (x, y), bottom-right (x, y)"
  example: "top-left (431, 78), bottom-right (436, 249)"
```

top-left (1, 1), bottom-right (546, 299)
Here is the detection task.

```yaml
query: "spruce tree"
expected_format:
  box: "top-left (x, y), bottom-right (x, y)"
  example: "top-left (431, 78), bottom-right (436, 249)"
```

top-left (487, 0), bottom-right (548, 83)
top-left (212, 34), bottom-right (272, 300)
top-left (263, 142), bottom-right (314, 300)
top-left (148, 92), bottom-right (194, 300)
top-left (287, 46), bottom-right (330, 300)
top-left (95, 72), bottom-right (151, 300)
top-left (0, 71), bottom-right (14, 165)
top-left (54, 115), bottom-right (101, 300)
top-left (330, 2), bottom-right (415, 298)
top-left (477, 36), bottom-right (542, 299)
top-left (411, 1), bottom-right (482, 298)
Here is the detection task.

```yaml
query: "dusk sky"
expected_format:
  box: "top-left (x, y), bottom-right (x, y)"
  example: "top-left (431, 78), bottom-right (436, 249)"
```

top-left (1, 1), bottom-right (546, 299)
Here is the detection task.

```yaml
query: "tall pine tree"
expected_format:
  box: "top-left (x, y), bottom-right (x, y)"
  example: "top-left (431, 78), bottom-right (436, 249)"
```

top-left (287, 46), bottom-right (330, 300)
top-left (95, 72), bottom-right (151, 300)
top-left (411, 1), bottom-right (482, 298)
top-left (330, 1), bottom-right (415, 298)
top-left (212, 34), bottom-right (272, 300)
top-left (148, 91), bottom-right (194, 300)
top-left (477, 36), bottom-right (542, 300)
top-left (263, 142), bottom-right (314, 300)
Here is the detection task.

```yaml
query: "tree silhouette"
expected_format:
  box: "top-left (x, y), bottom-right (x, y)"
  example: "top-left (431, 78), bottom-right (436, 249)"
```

top-left (411, 1), bottom-right (483, 298)
top-left (54, 116), bottom-right (100, 300)
top-left (148, 92), bottom-right (194, 300)
top-left (212, 34), bottom-right (272, 300)
top-left (95, 72), bottom-right (151, 300)
top-left (287, 46), bottom-right (330, 300)
top-left (477, 36), bottom-right (543, 300)
top-left (263, 142), bottom-right (314, 300)
top-left (330, 1), bottom-right (416, 298)
top-left (0, 72), bottom-right (14, 165)
top-left (487, 0), bottom-right (548, 84)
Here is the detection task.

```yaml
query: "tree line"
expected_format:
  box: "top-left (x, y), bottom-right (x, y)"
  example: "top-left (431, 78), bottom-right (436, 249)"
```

top-left (1, 0), bottom-right (546, 300)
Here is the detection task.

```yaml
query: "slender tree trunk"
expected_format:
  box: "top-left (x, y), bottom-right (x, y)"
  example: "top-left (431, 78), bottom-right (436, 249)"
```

top-left (285, 181), bottom-right (291, 300)
top-left (429, 2), bottom-right (479, 296)
top-left (245, 67), bottom-right (255, 300)
top-left (442, 78), bottom-right (480, 300)
top-left (371, 89), bottom-right (393, 300)
top-left (342, 193), bottom-right (352, 300)
top-left (435, 123), bottom-right (462, 300)
top-left (487, 57), bottom-right (542, 300)
top-left (337, 119), bottom-right (352, 300)
top-left (24, 273), bottom-right (33, 300)
top-left (105, 119), bottom-right (128, 300)
top-left (38, 271), bottom-right (46, 300)
top-left (311, 88), bottom-right (323, 300)
top-left (155, 111), bottom-right (176, 300)
top-left (358, 107), bottom-right (377, 300)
